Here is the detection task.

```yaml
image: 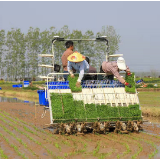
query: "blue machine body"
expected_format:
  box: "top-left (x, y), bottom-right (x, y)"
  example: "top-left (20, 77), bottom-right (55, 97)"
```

top-left (37, 80), bottom-right (124, 107)
top-left (37, 90), bottom-right (49, 106)
top-left (12, 84), bottom-right (23, 88)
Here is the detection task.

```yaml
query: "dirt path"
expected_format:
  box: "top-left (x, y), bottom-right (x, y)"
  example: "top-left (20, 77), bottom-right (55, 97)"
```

top-left (0, 102), bottom-right (160, 159)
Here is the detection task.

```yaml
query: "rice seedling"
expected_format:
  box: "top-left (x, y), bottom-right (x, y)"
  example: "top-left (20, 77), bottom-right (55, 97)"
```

top-left (0, 122), bottom-right (38, 158)
top-left (0, 133), bottom-right (27, 159)
top-left (131, 143), bottom-right (143, 159)
top-left (93, 141), bottom-right (100, 156)
top-left (0, 111), bottom-right (57, 144)
top-left (1, 111), bottom-right (59, 140)
top-left (100, 134), bottom-right (132, 159)
top-left (54, 142), bottom-right (61, 151)
top-left (0, 116), bottom-right (56, 158)
top-left (127, 134), bottom-right (158, 158)
top-left (43, 146), bottom-right (57, 158)
top-left (97, 148), bottom-right (114, 159)
top-left (0, 147), bottom-right (8, 159)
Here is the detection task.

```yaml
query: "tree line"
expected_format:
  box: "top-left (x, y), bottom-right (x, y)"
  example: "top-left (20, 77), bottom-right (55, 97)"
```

top-left (0, 25), bottom-right (120, 81)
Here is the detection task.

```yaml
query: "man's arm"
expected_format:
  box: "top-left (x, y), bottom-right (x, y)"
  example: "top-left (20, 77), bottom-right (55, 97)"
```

top-left (109, 67), bottom-right (125, 84)
top-left (109, 66), bottom-right (132, 87)
top-left (125, 65), bottom-right (131, 75)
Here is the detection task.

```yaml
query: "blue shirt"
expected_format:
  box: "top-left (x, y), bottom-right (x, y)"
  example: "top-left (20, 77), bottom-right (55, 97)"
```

top-left (67, 60), bottom-right (89, 81)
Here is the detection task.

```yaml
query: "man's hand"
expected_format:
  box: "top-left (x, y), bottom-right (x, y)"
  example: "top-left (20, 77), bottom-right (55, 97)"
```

top-left (125, 82), bottom-right (132, 88)
top-left (76, 81), bottom-right (81, 88)
top-left (70, 74), bottom-right (75, 78)
top-left (127, 72), bottom-right (132, 76)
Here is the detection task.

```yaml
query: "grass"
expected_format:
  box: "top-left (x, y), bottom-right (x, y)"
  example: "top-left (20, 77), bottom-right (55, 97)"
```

top-left (0, 108), bottom-right (159, 159)
top-left (0, 111), bottom-right (60, 158)
top-left (0, 133), bottom-right (27, 159)
top-left (0, 117), bottom-right (38, 157)
top-left (99, 134), bottom-right (131, 159)
top-left (0, 147), bottom-right (8, 159)
top-left (68, 75), bottom-right (82, 92)
top-left (126, 134), bottom-right (158, 159)
top-left (138, 91), bottom-right (160, 117)
top-left (93, 141), bottom-right (100, 156)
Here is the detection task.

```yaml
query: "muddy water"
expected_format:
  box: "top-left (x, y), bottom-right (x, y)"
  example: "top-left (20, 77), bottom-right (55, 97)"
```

top-left (0, 96), bottom-right (38, 106)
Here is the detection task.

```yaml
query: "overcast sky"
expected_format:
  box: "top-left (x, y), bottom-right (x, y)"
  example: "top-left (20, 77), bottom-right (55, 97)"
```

top-left (0, 1), bottom-right (160, 73)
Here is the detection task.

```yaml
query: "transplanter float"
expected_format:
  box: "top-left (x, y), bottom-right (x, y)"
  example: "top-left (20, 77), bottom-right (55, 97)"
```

top-left (37, 36), bottom-right (143, 135)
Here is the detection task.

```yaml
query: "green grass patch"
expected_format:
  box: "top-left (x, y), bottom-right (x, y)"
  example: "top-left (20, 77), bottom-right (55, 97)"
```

top-left (74, 100), bottom-right (86, 121)
top-left (68, 75), bottom-right (82, 92)
top-left (50, 93), bottom-right (142, 122)
top-left (51, 93), bottom-right (64, 123)
top-left (62, 94), bottom-right (75, 120)
top-left (125, 73), bottom-right (136, 93)
top-left (22, 86), bottom-right (39, 90)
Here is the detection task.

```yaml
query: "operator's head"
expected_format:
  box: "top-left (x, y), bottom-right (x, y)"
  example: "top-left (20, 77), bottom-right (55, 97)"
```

top-left (85, 57), bottom-right (90, 64)
top-left (65, 41), bottom-right (74, 50)
top-left (67, 51), bottom-right (85, 63)
top-left (117, 57), bottom-right (127, 71)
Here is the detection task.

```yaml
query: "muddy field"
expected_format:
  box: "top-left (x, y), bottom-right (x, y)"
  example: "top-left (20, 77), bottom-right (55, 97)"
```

top-left (0, 102), bottom-right (160, 159)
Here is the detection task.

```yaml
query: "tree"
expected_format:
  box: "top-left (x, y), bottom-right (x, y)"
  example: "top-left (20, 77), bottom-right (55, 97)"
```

top-left (39, 27), bottom-right (57, 76)
top-left (0, 30), bottom-right (5, 79)
top-left (95, 26), bottom-right (121, 70)
top-left (25, 27), bottom-right (40, 79)
top-left (1, 25), bottom-right (121, 79)
top-left (5, 28), bottom-right (26, 80)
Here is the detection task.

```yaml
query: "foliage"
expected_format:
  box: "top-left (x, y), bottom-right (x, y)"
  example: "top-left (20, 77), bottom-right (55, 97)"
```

top-left (32, 81), bottom-right (46, 84)
top-left (62, 94), bottom-right (75, 120)
top-left (125, 73), bottom-right (136, 93)
top-left (0, 30), bottom-right (5, 79)
top-left (50, 93), bottom-right (142, 122)
top-left (129, 104), bottom-right (142, 120)
top-left (0, 25), bottom-right (120, 80)
top-left (74, 100), bottom-right (86, 121)
top-left (97, 104), bottom-right (109, 119)
top-left (68, 75), bottom-right (82, 92)
top-left (51, 93), bottom-right (64, 122)
top-left (85, 103), bottom-right (98, 121)
top-left (109, 107), bottom-right (119, 120)
top-left (22, 86), bottom-right (39, 90)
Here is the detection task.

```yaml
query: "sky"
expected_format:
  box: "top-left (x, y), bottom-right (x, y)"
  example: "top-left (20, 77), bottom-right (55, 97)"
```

top-left (0, 1), bottom-right (160, 73)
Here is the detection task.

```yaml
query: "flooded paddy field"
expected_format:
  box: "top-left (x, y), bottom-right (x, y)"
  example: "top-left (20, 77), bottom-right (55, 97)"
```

top-left (0, 97), bottom-right (160, 159)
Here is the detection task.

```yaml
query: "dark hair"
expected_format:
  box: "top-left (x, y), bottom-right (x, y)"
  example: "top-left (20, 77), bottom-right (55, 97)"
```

top-left (100, 66), bottom-right (105, 73)
top-left (65, 41), bottom-right (73, 48)
top-left (85, 57), bottom-right (90, 64)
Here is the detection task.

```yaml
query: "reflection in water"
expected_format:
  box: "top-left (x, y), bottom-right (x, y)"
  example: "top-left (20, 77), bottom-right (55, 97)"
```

top-left (0, 96), bottom-right (35, 106)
